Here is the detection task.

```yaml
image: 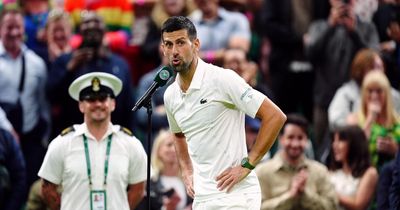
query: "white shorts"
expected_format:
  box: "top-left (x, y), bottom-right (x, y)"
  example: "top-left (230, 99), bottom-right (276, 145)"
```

top-left (192, 192), bottom-right (261, 210)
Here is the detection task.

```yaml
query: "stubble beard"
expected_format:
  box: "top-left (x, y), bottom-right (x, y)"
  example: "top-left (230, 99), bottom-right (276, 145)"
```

top-left (170, 57), bottom-right (193, 74)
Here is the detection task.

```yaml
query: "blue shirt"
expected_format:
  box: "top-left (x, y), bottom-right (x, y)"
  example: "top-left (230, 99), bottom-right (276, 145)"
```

top-left (0, 43), bottom-right (49, 133)
top-left (190, 8), bottom-right (251, 51)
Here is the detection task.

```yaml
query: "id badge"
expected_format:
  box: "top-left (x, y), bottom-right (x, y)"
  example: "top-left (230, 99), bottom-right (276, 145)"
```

top-left (90, 190), bottom-right (107, 210)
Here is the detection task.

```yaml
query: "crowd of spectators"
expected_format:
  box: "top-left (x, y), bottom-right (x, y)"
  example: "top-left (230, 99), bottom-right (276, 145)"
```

top-left (0, 0), bottom-right (400, 209)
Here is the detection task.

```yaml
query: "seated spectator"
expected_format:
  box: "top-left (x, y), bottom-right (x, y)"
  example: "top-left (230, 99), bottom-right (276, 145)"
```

top-left (377, 159), bottom-right (395, 210)
top-left (329, 48), bottom-right (400, 129)
top-left (256, 114), bottom-right (337, 210)
top-left (329, 125), bottom-right (378, 210)
top-left (190, 0), bottom-right (251, 65)
top-left (347, 71), bottom-right (400, 171)
top-left (390, 148), bottom-right (400, 208)
top-left (0, 128), bottom-right (26, 210)
top-left (137, 130), bottom-right (192, 210)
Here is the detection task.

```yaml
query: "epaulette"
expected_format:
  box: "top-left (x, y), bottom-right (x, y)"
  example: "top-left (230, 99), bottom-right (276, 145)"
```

top-left (60, 126), bottom-right (75, 136)
top-left (120, 127), bottom-right (133, 136)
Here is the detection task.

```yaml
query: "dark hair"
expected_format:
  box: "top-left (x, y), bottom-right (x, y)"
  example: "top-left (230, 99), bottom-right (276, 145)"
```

top-left (329, 125), bottom-right (371, 178)
top-left (280, 113), bottom-right (309, 136)
top-left (161, 16), bottom-right (197, 41)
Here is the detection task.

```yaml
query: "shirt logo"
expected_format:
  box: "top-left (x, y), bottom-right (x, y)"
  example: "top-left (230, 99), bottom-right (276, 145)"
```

top-left (200, 98), bottom-right (207, 104)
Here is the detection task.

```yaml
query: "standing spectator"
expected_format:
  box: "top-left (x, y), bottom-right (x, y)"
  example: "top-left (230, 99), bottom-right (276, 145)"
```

top-left (0, 128), bottom-right (26, 210)
top-left (162, 16), bottom-right (286, 209)
top-left (44, 8), bottom-right (72, 65)
top-left (256, 114), bottom-right (338, 210)
top-left (373, 0), bottom-right (400, 89)
top-left (347, 71), bottom-right (400, 170)
top-left (329, 125), bottom-right (378, 210)
top-left (305, 0), bottom-right (379, 158)
top-left (0, 8), bottom-right (49, 189)
top-left (260, 0), bottom-right (319, 123)
top-left (329, 48), bottom-right (400, 129)
top-left (189, 0), bottom-right (251, 65)
top-left (47, 11), bottom-right (135, 134)
top-left (21, 0), bottom-right (51, 60)
top-left (39, 72), bottom-right (147, 210)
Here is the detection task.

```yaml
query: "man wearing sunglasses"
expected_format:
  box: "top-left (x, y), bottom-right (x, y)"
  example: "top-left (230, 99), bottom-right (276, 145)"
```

top-left (38, 72), bottom-right (147, 210)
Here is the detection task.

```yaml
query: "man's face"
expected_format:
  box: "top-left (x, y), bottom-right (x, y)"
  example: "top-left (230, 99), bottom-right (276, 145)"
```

top-left (0, 13), bottom-right (24, 53)
top-left (79, 96), bottom-right (115, 123)
top-left (79, 14), bottom-right (105, 48)
top-left (162, 29), bottom-right (199, 73)
top-left (279, 124), bottom-right (308, 161)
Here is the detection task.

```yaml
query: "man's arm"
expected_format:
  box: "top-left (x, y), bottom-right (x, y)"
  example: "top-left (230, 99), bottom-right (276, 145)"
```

top-left (127, 182), bottom-right (145, 210)
top-left (217, 98), bottom-right (286, 192)
top-left (173, 132), bottom-right (194, 198)
top-left (41, 179), bottom-right (61, 210)
top-left (248, 98), bottom-right (286, 165)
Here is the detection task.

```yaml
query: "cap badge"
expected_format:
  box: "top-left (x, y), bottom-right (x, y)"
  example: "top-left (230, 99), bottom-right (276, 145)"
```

top-left (91, 77), bottom-right (101, 92)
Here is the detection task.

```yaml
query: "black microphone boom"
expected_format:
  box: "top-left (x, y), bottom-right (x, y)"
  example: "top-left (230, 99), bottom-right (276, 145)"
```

top-left (132, 66), bottom-right (173, 112)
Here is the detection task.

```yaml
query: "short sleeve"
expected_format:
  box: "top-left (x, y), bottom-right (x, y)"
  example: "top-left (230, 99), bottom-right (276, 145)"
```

top-left (164, 86), bottom-right (182, 133)
top-left (219, 69), bottom-right (266, 118)
top-left (128, 137), bottom-right (148, 184)
top-left (38, 137), bottom-right (65, 184)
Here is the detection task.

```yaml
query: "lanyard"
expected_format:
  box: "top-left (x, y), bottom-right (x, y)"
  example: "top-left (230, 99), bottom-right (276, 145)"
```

top-left (83, 134), bottom-right (113, 189)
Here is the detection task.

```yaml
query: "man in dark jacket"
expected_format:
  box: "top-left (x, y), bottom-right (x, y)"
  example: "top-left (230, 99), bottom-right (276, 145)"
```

top-left (0, 128), bottom-right (27, 210)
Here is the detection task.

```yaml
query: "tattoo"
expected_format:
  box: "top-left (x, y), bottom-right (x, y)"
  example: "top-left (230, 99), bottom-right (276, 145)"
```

top-left (42, 179), bottom-right (61, 210)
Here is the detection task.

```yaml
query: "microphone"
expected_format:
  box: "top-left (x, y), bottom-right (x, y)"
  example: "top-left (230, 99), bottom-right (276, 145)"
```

top-left (132, 66), bottom-right (173, 111)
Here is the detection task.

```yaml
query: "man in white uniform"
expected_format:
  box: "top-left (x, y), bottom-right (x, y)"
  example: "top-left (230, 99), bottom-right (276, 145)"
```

top-left (38, 72), bottom-right (147, 210)
top-left (162, 16), bottom-right (287, 209)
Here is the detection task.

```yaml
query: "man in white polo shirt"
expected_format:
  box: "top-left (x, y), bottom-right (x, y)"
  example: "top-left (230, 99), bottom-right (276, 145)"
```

top-left (161, 16), bottom-right (287, 209)
top-left (38, 72), bottom-right (147, 210)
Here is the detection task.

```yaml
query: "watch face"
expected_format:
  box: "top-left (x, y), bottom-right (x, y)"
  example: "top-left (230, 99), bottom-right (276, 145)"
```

top-left (241, 157), bottom-right (248, 166)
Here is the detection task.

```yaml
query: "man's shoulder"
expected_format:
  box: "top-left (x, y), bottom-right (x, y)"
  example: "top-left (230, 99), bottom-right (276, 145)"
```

top-left (60, 126), bottom-right (76, 136)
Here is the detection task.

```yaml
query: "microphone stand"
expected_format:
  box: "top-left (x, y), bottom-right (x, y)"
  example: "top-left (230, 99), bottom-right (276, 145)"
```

top-left (144, 100), bottom-right (152, 210)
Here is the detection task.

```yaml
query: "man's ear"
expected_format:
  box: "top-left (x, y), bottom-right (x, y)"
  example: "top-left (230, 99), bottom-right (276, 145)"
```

top-left (110, 99), bottom-right (116, 112)
top-left (78, 101), bottom-right (85, 113)
top-left (193, 38), bottom-right (200, 52)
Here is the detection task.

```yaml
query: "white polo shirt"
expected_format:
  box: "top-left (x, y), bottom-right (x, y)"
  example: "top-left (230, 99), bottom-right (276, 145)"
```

top-left (164, 59), bottom-right (266, 201)
top-left (38, 123), bottom-right (147, 210)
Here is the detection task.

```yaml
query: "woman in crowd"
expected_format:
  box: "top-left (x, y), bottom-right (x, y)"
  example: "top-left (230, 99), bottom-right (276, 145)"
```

top-left (347, 71), bottom-right (400, 170)
top-left (138, 130), bottom-right (192, 210)
top-left (329, 125), bottom-right (378, 210)
top-left (329, 48), bottom-right (400, 130)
